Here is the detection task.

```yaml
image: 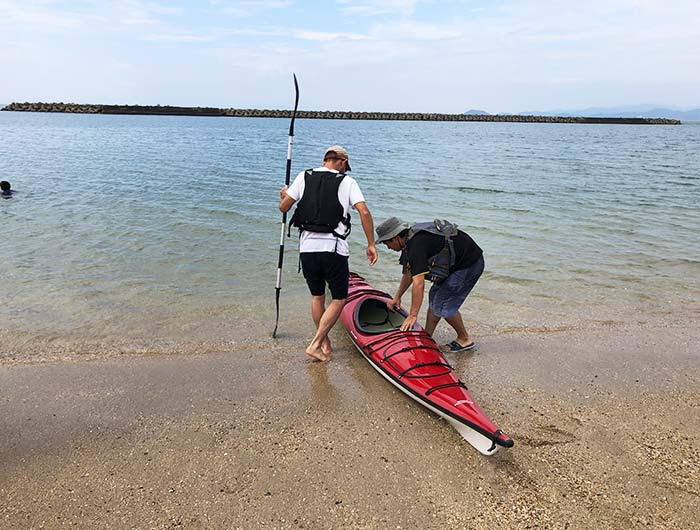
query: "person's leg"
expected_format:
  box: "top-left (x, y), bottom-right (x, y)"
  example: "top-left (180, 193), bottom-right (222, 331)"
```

top-left (310, 295), bottom-right (333, 356)
top-left (306, 298), bottom-right (346, 361)
top-left (300, 253), bottom-right (331, 361)
top-left (424, 284), bottom-right (441, 336)
top-left (424, 308), bottom-right (441, 336)
top-left (305, 252), bottom-right (349, 361)
top-left (444, 311), bottom-right (471, 346)
top-left (311, 295), bottom-right (325, 324)
top-left (433, 257), bottom-right (484, 348)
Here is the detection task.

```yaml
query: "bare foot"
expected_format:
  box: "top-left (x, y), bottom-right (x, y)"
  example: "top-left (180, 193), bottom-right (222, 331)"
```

top-left (306, 346), bottom-right (329, 362)
top-left (321, 337), bottom-right (333, 357)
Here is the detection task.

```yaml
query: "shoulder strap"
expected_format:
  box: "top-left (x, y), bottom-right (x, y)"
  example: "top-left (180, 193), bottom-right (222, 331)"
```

top-left (433, 219), bottom-right (458, 236)
top-left (408, 220), bottom-right (458, 266)
top-left (409, 220), bottom-right (458, 238)
top-left (408, 222), bottom-right (434, 239)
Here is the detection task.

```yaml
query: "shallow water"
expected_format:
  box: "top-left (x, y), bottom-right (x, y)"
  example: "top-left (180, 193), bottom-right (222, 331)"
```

top-left (1, 112), bottom-right (698, 357)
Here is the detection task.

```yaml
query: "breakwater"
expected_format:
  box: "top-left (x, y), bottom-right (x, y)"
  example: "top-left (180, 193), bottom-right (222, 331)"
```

top-left (1, 102), bottom-right (681, 125)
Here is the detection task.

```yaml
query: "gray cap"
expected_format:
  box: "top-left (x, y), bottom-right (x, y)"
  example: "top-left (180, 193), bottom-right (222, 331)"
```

top-left (324, 145), bottom-right (351, 171)
top-left (376, 217), bottom-right (410, 243)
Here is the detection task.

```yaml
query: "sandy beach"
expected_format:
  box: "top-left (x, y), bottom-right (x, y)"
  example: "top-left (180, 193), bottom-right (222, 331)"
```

top-left (3, 1), bottom-right (699, 527)
top-left (1, 316), bottom-right (698, 530)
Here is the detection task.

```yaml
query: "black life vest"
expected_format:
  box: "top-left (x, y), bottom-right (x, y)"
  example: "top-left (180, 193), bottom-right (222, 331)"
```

top-left (408, 219), bottom-right (459, 284)
top-left (290, 170), bottom-right (351, 239)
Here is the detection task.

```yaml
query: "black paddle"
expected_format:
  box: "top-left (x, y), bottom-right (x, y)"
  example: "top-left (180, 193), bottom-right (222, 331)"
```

top-left (272, 73), bottom-right (300, 338)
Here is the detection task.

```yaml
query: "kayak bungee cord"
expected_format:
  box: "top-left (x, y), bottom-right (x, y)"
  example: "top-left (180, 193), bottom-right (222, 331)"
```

top-left (272, 74), bottom-right (300, 338)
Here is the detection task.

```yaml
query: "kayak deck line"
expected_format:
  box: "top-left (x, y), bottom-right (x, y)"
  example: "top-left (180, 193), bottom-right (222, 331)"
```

top-left (359, 320), bottom-right (456, 378)
top-left (381, 343), bottom-right (443, 363)
top-left (397, 361), bottom-right (453, 379)
top-left (341, 272), bottom-right (514, 455)
top-left (365, 329), bottom-right (435, 349)
top-left (425, 381), bottom-right (468, 395)
top-left (361, 325), bottom-right (460, 384)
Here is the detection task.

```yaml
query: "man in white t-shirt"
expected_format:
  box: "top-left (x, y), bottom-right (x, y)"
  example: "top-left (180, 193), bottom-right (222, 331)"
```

top-left (279, 145), bottom-right (377, 361)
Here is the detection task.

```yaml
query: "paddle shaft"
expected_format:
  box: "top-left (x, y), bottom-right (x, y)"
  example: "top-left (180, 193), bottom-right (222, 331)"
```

top-left (273, 74), bottom-right (299, 338)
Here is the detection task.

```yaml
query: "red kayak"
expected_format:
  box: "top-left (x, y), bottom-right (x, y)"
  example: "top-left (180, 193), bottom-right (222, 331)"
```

top-left (340, 273), bottom-right (514, 455)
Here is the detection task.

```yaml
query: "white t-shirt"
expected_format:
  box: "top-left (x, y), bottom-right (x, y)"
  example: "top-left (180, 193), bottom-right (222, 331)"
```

top-left (286, 167), bottom-right (366, 256)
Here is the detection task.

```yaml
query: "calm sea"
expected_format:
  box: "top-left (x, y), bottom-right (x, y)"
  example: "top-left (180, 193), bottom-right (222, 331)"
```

top-left (1, 112), bottom-right (698, 358)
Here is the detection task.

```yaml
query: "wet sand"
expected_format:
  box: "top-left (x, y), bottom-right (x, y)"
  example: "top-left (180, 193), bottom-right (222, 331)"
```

top-left (1, 318), bottom-right (698, 529)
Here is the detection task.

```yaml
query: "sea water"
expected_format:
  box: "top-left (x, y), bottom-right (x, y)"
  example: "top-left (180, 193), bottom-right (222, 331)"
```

top-left (1, 112), bottom-right (698, 357)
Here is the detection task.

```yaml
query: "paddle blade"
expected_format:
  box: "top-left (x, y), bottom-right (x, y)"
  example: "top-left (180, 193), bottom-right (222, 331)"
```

top-left (272, 287), bottom-right (281, 338)
top-left (289, 74), bottom-right (299, 136)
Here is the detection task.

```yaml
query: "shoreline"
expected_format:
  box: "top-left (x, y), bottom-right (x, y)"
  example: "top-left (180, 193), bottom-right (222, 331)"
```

top-left (1, 102), bottom-right (682, 125)
top-left (2, 308), bottom-right (696, 367)
top-left (1, 317), bottom-right (698, 529)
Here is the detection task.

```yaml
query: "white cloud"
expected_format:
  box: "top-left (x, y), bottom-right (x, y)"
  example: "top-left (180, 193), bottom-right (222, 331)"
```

top-left (111, 0), bottom-right (180, 26)
top-left (293, 30), bottom-right (371, 42)
top-left (368, 19), bottom-right (463, 40)
top-left (1, 0), bottom-right (699, 110)
top-left (142, 33), bottom-right (215, 42)
top-left (142, 2), bottom-right (184, 16)
top-left (213, 0), bottom-right (294, 17)
top-left (336, 0), bottom-right (430, 17)
top-left (0, 0), bottom-right (98, 29)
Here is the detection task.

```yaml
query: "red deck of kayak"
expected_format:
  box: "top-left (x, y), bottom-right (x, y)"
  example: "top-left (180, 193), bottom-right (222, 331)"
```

top-left (341, 272), bottom-right (513, 451)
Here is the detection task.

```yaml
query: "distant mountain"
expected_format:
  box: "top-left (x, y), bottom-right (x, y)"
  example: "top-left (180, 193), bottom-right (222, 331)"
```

top-left (519, 105), bottom-right (700, 121)
top-left (463, 109), bottom-right (490, 115)
top-left (624, 107), bottom-right (700, 120)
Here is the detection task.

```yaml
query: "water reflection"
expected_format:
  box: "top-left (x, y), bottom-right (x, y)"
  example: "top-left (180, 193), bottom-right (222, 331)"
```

top-left (306, 362), bottom-right (340, 409)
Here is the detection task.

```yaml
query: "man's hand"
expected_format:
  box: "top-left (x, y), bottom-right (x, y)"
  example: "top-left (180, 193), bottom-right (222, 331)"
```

top-left (401, 275), bottom-right (425, 331)
top-left (279, 186), bottom-right (296, 213)
top-left (366, 244), bottom-right (378, 265)
top-left (386, 296), bottom-right (401, 311)
top-left (400, 314), bottom-right (418, 331)
top-left (354, 202), bottom-right (377, 265)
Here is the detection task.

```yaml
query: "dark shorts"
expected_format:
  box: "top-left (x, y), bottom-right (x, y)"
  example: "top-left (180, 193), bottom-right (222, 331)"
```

top-left (428, 255), bottom-right (484, 318)
top-left (300, 252), bottom-right (349, 299)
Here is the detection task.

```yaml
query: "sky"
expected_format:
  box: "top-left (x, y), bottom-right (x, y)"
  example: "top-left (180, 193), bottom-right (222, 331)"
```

top-left (1, 0), bottom-right (699, 113)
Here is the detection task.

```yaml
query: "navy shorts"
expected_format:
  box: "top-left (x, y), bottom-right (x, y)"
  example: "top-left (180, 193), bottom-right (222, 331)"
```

top-left (300, 252), bottom-right (349, 299)
top-left (428, 255), bottom-right (484, 318)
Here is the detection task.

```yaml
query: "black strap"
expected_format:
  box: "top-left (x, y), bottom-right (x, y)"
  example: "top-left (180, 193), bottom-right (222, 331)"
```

top-left (425, 381), bottom-right (468, 396)
top-left (364, 329), bottom-right (435, 351)
top-left (381, 344), bottom-right (443, 363)
top-left (331, 213), bottom-right (352, 240)
top-left (488, 430), bottom-right (502, 453)
top-left (398, 362), bottom-right (453, 379)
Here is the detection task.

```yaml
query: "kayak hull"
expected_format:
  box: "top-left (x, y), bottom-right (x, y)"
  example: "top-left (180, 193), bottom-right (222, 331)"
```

top-left (341, 273), bottom-right (513, 455)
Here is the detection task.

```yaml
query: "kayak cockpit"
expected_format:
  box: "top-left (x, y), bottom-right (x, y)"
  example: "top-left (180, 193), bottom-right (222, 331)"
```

top-left (354, 297), bottom-right (407, 334)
